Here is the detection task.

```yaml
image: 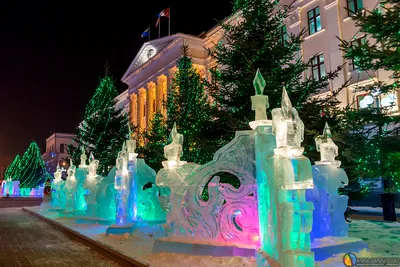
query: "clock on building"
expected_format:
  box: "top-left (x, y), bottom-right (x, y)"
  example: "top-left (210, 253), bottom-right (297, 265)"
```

top-left (147, 49), bottom-right (155, 59)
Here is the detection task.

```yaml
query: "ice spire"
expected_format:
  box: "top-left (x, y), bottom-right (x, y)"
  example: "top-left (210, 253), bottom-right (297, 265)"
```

top-left (162, 122), bottom-right (186, 168)
top-left (56, 163), bottom-right (60, 170)
top-left (322, 122), bottom-right (332, 139)
top-left (253, 68), bottom-right (266, 95)
top-left (315, 122), bottom-right (340, 166)
top-left (281, 87), bottom-right (293, 119)
top-left (89, 152), bottom-right (95, 164)
top-left (128, 121), bottom-right (132, 140)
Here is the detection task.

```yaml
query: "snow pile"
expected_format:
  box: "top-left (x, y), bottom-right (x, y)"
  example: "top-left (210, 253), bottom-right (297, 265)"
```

top-left (349, 206), bottom-right (400, 214)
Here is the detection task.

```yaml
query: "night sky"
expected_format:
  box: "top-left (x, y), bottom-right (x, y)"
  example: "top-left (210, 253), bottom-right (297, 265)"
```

top-left (0, 0), bottom-right (232, 166)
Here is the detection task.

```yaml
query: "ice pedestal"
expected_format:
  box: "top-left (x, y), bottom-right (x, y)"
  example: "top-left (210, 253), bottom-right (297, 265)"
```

top-left (307, 123), bottom-right (349, 240)
top-left (308, 163), bottom-right (349, 240)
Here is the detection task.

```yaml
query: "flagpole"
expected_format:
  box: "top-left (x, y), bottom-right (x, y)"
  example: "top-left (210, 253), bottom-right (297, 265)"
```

top-left (168, 8), bottom-right (171, 36)
top-left (158, 19), bottom-right (161, 39)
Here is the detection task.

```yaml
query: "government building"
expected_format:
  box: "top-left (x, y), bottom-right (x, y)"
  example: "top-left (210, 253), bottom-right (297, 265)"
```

top-left (116, 0), bottom-right (398, 132)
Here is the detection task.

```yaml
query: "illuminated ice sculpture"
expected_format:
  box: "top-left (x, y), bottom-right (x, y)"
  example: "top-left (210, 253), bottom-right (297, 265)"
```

top-left (79, 146), bottom-right (88, 168)
top-left (1, 178), bottom-right (20, 196)
top-left (155, 126), bottom-right (259, 251)
top-left (249, 68), bottom-right (271, 130)
top-left (315, 123), bottom-right (340, 167)
top-left (106, 132), bottom-right (162, 235)
top-left (49, 164), bottom-right (66, 210)
top-left (62, 154), bottom-right (87, 217)
top-left (257, 86), bottom-right (315, 267)
top-left (307, 123), bottom-right (349, 240)
top-left (63, 159), bottom-right (77, 216)
top-left (162, 123), bottom-right (186, 169)
top-left (82, 153), bottom-right (101, 217)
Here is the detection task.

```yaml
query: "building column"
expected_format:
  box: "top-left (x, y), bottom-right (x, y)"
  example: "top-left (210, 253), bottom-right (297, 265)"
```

top-left (147, 82), bottom-right (156, 127)
top-left (130, 93), bottom-right (138, 127)
top-left (166, 67), bottom-right (178, 119)
top-left (156, 75), bottom-right (168, 116)
top-left (138, 88), bottom-right (147, 131)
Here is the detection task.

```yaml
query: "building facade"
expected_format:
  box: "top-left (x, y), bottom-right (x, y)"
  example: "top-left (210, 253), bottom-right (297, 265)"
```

top-left (117, 0), bottom-right (398, 131)
top-left (41, 133), bottom-right (76, 176)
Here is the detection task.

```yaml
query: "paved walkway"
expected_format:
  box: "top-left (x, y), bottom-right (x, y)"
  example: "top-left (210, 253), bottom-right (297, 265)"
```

top-left (0, 208), bottom-right (120, 267)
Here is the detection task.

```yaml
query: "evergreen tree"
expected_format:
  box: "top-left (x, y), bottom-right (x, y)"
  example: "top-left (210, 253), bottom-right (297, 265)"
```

top-left (339, 0), bottom-right (400, 220)
top-left (67, 75), bottom-right (130, 176)
top-left (136, 113), bottom-right (169, 170)
top-left (166, 45), bottom-right (217, 164)
top-left (5, 155), bottom-right (21, 179)
top-left (207, 0), bottom-right (344, 162)
top-left (19, 142), bottom-right (48, 188)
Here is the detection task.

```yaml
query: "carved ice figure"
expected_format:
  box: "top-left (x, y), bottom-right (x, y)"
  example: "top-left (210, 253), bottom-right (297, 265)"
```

top-left (308, 124), bottom-right (349, 239)
top-left (114, 142), bottom-right (131, 225)
top-left (88, 153), bottom-right (99, 177)
top-left (315, 122), bottom-right (341, 167)
top-left (162, 123), bottom-right (186, 169)
top-left (64, 159), bottom-right (77, 213)
top-left (83, 153), bottom-right (101, 217)
top-left (271, 87), bottom-right (304, 158)
top-left (250, 69), bottom-right (271, 130)
top-left (51, 163), bottom-right (66, 208)
top-left (79, 147), bottom-right (87, 167)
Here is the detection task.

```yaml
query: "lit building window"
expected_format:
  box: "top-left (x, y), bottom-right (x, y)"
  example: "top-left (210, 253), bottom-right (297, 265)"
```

top-left (347, 0), bottom-right (363, 16)
top-left (311, 54), bottom-right (326, 81)
top-left (349, 37), bottom-right (366, 71)
top-left (308, 7), bottom-right (322, 35)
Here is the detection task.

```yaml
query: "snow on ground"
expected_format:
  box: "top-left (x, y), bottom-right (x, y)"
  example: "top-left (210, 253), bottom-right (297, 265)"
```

top-left (349, 206), bottom-right (400, 214)
top-left (24, 207), bottom-right (400, 267)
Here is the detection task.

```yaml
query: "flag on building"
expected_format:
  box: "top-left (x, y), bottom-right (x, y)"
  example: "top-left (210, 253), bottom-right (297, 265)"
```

top-left (141, 26), bottom-right (150, 38)
top-left (155, 8), bottom-right (170, 27)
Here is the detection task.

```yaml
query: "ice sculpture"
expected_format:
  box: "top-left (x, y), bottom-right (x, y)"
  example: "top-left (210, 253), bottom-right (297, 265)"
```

top-left (64, 159), bottom-right (77, 214)
top-left (257, 87), bottom-right (315, 267)
top-left (83, 153), bottom-right (101, 217)
top-left (271, 87), bottom-right (305, 158)
top-left (107, 136), bottom-right (162, 235)
top-left (162, 123), bottom-right (186, 169)
top-left (250, 69), bottom-right (271, 130)
top-left (307, 124), bottom-right (349, 239)
top-left (50, 164), bottom-right (66, 209)
top-left (1, 178), bottom-right (20, 196)
top-left (112, 142), bottom-right (132, 226)
top-left (271, 87), bottom-right (313, 190)
top-left (79, 146), bottom-right (87, 168)
top-left (156, 130), bottom-right (259, 249)
top-left (315, 122), bottom-right (341, 167)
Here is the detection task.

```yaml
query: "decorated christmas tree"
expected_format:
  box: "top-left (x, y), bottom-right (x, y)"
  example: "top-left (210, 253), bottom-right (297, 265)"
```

top-left (67, 71), bottom-right (130, 176)
top-left (339, 0), bottom-right (400, 220)
top-left (207, 0), bottom-right (344, 163)
top-left (166, 45), bottom-right (218, 164)
top-left (18, 142), bottom-right (48, 188)
top-left (5, 155), bottom-right (21, 180)
top-left (136, 113), bottom-right (169, 170)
